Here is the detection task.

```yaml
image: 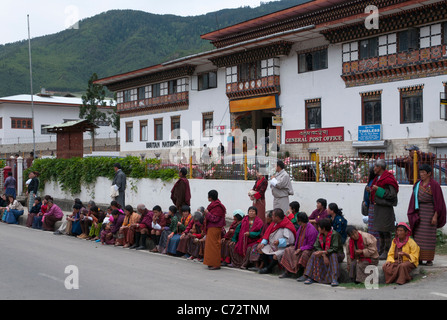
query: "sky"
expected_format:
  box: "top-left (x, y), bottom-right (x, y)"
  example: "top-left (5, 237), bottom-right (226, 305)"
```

top-left (0, 0), bottom-right (277, 45)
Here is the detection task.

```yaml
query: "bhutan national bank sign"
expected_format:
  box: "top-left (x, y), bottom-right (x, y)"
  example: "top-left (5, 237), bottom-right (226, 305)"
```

top-left (285, 127), bottom-right (345, 144)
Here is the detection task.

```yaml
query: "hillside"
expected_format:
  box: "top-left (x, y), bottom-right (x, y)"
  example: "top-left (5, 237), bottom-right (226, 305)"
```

top-left (0, 0), bottom-right (309, 97)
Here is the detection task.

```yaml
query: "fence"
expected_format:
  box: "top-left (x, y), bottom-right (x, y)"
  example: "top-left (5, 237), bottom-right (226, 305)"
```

top-left (157, 152), bottom-right (447, 186)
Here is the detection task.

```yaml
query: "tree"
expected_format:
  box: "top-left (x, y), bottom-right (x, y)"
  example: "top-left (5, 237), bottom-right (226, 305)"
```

top-left (79, 73), bottom-right (107, 151)
top-left (108, 92), bottom-right (121, 151)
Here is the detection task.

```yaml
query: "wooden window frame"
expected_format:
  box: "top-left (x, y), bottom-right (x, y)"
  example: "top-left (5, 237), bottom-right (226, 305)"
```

top-left (298, 48), bottom-right (328, 73)
top-left (171, 116), bottom-right (181, 140)
top-left (305, 99), bottom-right (322, 129)
top-left (125, 122), bottom-right (134, 143)
top-left (361, 92), bottom-right (382, 125)
top-left (11, 118), bottom-right (33, 130)
top-left (202, 112), bottom-right (214, 138)
top-left (154, 118), bottom-right (163, 141)
top-left (140, 120), bottom-right (148, 142)
top-left (400, 86), bottom-right (424, 124)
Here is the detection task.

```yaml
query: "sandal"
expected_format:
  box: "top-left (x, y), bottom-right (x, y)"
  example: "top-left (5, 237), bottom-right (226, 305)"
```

top-left (304, 278), bottom-right (315, 285)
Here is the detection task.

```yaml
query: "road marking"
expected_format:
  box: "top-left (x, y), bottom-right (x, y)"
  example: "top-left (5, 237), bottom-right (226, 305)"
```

top-left (38, 273), bottom-right (65, 284)
top-left (431, 292), bottom-right (447, 298)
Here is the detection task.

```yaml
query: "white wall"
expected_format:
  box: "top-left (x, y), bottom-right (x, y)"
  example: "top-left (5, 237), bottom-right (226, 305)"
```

top-left (44, 178), bottom-right (447, 232)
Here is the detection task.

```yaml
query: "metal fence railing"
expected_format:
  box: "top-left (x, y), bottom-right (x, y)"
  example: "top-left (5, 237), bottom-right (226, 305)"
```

top-left (156, 152), bottom-right (447, 186)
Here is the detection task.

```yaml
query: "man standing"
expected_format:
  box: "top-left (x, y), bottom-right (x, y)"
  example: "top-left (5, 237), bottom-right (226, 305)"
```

top-left (170, 167), bottom-right (191, 212)
top-left (270, 161), bottom-right (294, 214)
top-left (112, 163), bottom-right (126, 208)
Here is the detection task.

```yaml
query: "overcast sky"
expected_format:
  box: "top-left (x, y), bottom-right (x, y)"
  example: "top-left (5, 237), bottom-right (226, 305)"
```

top-left (0, 0), bottom-right (276, 45)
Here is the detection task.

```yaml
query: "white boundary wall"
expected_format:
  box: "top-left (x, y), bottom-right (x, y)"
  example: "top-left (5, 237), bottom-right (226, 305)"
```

top-left (44, 178), bottom-right (447, 232)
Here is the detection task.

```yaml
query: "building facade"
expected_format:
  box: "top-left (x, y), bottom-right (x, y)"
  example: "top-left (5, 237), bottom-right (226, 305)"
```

top-left (0, 94), bottom-right (116, 156)
top-left (97, 0), bottom-right (447, 161)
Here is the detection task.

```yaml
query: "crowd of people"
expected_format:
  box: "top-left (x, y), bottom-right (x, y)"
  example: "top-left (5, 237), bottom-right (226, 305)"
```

top-left (1, 159), bottom-right (446, 287)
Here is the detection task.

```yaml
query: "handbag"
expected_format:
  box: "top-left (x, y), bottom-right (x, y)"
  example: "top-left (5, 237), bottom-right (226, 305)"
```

top-left (361, 201), bottom-right (369, 217)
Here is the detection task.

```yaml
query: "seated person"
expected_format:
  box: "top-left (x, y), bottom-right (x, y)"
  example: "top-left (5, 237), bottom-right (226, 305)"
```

top-left (150, 205), bottom-right (166, 252)
top-left (2, 194), bottom-right (24, 224)
top-left (221, 209), bottom-right (245, 266)
top-left (129, 204), bottom-right (154, 250)
top-left (42, 199), bottom-right (63, 231)
top-left (308, 198), bottom-right (328, 228)
top-left (346, 225), bottom-right (379, 283)
top-left (26, 196), bottom-right (42, 228)
top-left (286, 201), bottom-right (301, 230)
top-left (382, 222), bottom-right (420, 285)
top-left (302, 218), bottom-right (345, 287)
top-left (280, 212), bottom-right (319, 279)
top-left (257, 208), bottom-right (296, 274)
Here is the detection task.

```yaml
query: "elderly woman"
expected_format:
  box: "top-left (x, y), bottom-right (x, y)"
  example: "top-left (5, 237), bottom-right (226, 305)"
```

top-left (368, 159), bottom-right (399, 260)
top-left (407, 164), bottom-right (446, 266)
top-left (346, 225), bottom-right (379, 283)
top-left (382, 223), bottom-right (420, 285)
top-left (221, 209), bottom-right (244, 266)
top-left (228, 206), bottom-right (264, 269)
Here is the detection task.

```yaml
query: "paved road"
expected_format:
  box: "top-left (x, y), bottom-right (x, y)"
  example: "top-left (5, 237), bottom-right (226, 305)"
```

top-left (1, 222), bottom-right (447, 302)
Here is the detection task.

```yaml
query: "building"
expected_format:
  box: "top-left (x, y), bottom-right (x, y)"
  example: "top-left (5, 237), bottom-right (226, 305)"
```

top-left (96, 0), bottom-right (447, 161)
top-left (0, 93), bottom-right (117, 157)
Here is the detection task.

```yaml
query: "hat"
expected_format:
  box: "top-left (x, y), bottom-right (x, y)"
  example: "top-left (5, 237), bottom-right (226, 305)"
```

top-left (405, 145), bottom-right (420, 151)
top-left (396, 222), bottom-right (412, 235)
top-left (233, 209), bottom-right (245, 217)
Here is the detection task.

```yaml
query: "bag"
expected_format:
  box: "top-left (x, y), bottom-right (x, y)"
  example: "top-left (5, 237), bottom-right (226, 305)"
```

top-left (361, 201), bottom-right (369, 217)
top-left (110, 185), bottom-right (119, 198)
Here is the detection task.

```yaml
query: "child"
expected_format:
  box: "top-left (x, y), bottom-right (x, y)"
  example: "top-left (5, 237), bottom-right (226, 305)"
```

top-left (100, 224), bottom-right (115, 245)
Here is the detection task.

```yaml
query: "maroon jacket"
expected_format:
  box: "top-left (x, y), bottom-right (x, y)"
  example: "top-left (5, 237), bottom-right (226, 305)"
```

top-left (205, 199), bottom-right (227, 229)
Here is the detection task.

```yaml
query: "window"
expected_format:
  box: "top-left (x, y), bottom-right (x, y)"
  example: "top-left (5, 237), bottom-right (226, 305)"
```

top-left (359, 37), bottom-right (378, 59)
top-left (11, 118), bottom-right (33, 129)
top-left (138, 87), bottom-right (146, 101)
top-left (398, 28), bottom-right (419, 52)
top-left (298, 49), bottom-right (328, 73)
top-left (202, 113), bottom-right (213, 137)
top-left (305, 99), bottom-right (321, 129)
top-left (444, 23), bottom-right (447, 45)
top-left (420, 24), bottom-right (442, 48)
top-left (140, 120), bottom-right (148, 142)
top-left (378, 34), bottom-right (397, 56)
top-left (168, 80), bottom-right (178, 95)
top-left (226, 66), bottom-right (238, 84)
top-left (41, 124), bottom-right (51, 135)
top-left (342, 42), bottom-right (359, 62)
top-left (171, 116), bottom-right (181, 140)
top-left (125, 122), bottom-right (133, 143)
top-left (261, 58), bottom-right (280, 77)
top-left (362, 94), bottom-right (382, 125)
top-left (152, 83), bottom-right (161, 98)
top-left (123, 90), bottom-right (131, 103)
top-left (239, 61), bottom-right (261, 82)
top-left (198, 71), bottom-right (217, 91)
top-left (154, 118), bottom-right (163, 141)
top-left (400, 87), bottom-right (423, 123)
top-left (0, 118), bottom-right (2, 129)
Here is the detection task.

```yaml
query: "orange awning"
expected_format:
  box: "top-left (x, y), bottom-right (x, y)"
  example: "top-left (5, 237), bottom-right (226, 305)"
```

top-left (230, 95), bottom-right (278, 113)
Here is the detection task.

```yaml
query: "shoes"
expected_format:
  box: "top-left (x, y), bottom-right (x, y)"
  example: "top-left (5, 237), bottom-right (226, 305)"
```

top-left (297, 276), bottom-right (307, 282)
top-left (258, 268), bottom-right (271, 274)
top-left (136, 246), bottom-right (147, 251)
top-left (279, 272), bottom-right (291, 279)
top-left (208, 266), bottom-right (221, 270)
top-left (128, 244), bottom-right (138, 249)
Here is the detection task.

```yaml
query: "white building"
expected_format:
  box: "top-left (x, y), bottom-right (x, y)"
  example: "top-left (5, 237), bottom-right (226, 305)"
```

top-left (96, 0), bottom-right (447, 161)
top-left (0, 93), bottom-right (117, 156)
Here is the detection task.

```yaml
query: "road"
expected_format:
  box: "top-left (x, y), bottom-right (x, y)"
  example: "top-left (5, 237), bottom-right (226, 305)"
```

top-left (1, 222), bottom-right (447, 302)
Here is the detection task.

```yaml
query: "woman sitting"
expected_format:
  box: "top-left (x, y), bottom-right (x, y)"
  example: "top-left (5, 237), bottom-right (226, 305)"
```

top-left (280, 212), bottom-right (319, 279)
top-left (229, 206), bottom-right (264, 269)
top-left (177, 210), bottom-right (206, 261)
top-left (382, 222), bottom-right (420, 285)
top-left (327, 203), bottom-right (348, 245)
top-left (167, 205), bottom-right (192, 255)
top-left (221, 209), bottom-right (245, 266)
top-left (2, 194), bottom-right (24, 224)
top-left (26, 197), bottom-right (42, 228)
top-left (302, 218), bottom-right (345, 287)
top-left (158, 206), bottom-right (179, 254)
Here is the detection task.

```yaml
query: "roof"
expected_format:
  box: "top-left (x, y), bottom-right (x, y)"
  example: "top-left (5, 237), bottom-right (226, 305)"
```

top-left (201, 0), bottom-right (350, 42)
top-left (0, 94), bottom-right (115, 108)
top-left (44, 119), bottom-right (99, 133)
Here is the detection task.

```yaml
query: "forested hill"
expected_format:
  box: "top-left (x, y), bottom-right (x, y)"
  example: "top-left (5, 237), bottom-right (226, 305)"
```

top-left (0, 0), bottom-right (309, 97)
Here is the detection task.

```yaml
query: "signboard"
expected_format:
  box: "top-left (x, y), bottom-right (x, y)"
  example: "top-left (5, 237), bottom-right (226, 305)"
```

top-left (147, 140), bottom-right (194, 149)
top-left (215, 126), bottom-right (226, 135)
top-left (285, 127), bottom-right (344, 144)
top-left (358, 125), bottom-right (382, 142)
top-left (272, 116), bottom-right (283, 127)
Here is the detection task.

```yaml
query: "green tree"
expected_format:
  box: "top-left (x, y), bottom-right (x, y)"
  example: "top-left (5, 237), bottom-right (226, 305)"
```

top-left (108, 92), bottom-right (120, 151)
top-left (79, 73), bottom-right (107, 151)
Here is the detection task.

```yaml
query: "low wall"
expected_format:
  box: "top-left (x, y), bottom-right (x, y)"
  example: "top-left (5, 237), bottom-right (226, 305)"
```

top-left (43, 178), bottom-right (447, 232)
